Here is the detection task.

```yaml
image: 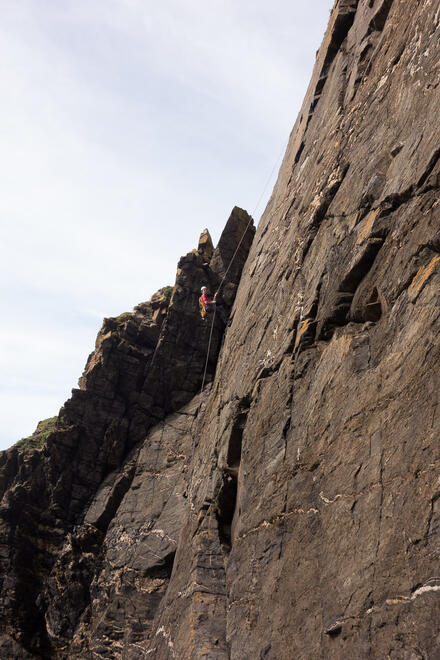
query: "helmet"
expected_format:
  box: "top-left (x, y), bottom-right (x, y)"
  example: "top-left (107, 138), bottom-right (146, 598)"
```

top-left (201, 286), bottom-right (207, 291)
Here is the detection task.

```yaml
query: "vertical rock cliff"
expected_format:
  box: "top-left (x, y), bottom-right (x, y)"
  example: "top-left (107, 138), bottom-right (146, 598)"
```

top-left (0, 208), bottom-right (254, 658)
top-left (2, 0), bottom-right (440, 657)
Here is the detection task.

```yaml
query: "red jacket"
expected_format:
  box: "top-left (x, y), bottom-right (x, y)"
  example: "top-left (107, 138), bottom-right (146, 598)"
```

top-left (201, 292), bottom-right (214, 308)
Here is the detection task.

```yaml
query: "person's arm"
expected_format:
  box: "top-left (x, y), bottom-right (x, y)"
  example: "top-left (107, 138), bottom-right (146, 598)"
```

top-left (202, 293), bottom-right (215, 306)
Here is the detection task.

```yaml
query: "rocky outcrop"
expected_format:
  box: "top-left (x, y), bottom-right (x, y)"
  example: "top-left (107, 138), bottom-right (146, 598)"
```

top-left (0, 207), bottom-right (254, 659)
top-left (2, 0), bottom-right (440, 657)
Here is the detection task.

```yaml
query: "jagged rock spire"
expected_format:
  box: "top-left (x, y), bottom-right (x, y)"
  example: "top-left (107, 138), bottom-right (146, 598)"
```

top-left (197, 228), bottom-right (214, 262)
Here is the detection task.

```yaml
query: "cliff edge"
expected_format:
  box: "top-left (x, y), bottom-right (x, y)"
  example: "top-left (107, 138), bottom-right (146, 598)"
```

top-left (2, 0), bottom-right (440, 657)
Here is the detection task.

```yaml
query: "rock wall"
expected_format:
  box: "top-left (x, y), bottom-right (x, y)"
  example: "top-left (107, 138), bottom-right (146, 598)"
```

top-left (0, 208), bottom-right (254, 658)
top-left (2, 0), bottom-right (440, 657)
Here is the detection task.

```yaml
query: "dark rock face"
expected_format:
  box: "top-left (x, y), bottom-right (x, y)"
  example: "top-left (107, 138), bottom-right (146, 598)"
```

top-left (2, 0), bottom-right (440, 657)
top-left (0, 208), bottom-right (254, 658)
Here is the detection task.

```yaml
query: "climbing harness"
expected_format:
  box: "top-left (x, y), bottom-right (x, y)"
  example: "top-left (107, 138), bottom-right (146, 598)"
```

top-left (199, 296), bottom-right (207, 319)
top-left (200, 145), bottom-right (286, 393)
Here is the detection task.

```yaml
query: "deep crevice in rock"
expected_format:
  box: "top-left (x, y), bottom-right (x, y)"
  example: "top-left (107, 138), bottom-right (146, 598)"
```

top-left (311, 164), bottom-right (350, 230)
top-left (144, 550), bottom-right (176, 580)
top-left (367, 0), bottom-right (394, 35)
top-left (92, 461), bottom-right (138, 535)
top-left (317, 291), bottom-right (355, 340)
top-left (217, 404), bottom-right (249, 554)
top-left (339, 238), bottom-right (384, 293)
top-left (306, 1), bottom-right (358, 127)
top-left (294, 141), bottom-right (305, 165)
top-left (217, 471), bottom-right (239, 554)
top-left (417, 148), bottom-right (440, 189)
top-left (317, 231), bottom-right (387, 340)
top-left (322, 1), bottom-right (359, 75)
top-left (363, 287), bottom-right (382, 322)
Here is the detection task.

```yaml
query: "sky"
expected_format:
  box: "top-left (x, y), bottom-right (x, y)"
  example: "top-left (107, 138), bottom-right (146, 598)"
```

top-left (0, 0), bottom-right (334, 450)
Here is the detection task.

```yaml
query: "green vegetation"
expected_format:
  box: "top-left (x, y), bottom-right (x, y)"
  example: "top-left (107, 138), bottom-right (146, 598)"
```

top-left (151, 285), bottom-right (173, 303)
top-left (14, 417), bottom-right (57, 452)
top-left (114, 312), bottom-right (133, 326)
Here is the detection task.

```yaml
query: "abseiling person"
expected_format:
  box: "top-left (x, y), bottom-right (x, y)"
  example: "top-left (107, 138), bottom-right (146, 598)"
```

top-left (199, 286), bottom-right (230, 325)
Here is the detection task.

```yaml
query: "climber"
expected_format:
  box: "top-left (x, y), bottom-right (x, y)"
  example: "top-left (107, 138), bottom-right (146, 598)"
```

top-left (199, 286), bottom-right (230, 325)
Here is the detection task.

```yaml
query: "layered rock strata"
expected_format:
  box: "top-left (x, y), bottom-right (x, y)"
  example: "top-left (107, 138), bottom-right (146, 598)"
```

top-left (2, 0), bottom-right (440, 657)
top-left (0, 208), bottom-right (254, 658)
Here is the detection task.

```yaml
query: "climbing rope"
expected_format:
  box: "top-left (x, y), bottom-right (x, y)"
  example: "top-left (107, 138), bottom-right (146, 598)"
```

top-left (200, 305), bottom-right (217, 393)
top-left (200, 144), bottom-right (286, 393)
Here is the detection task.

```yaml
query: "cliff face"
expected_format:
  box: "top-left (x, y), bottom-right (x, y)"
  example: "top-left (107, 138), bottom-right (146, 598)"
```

top-left (0, 208), bottom-right (254, 658)
top-left (2, 0), bottom-right (440, 657)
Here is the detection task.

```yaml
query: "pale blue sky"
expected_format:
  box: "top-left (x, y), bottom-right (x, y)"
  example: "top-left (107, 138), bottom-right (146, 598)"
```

top-left (0, 0), bottom-right (334, 449)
